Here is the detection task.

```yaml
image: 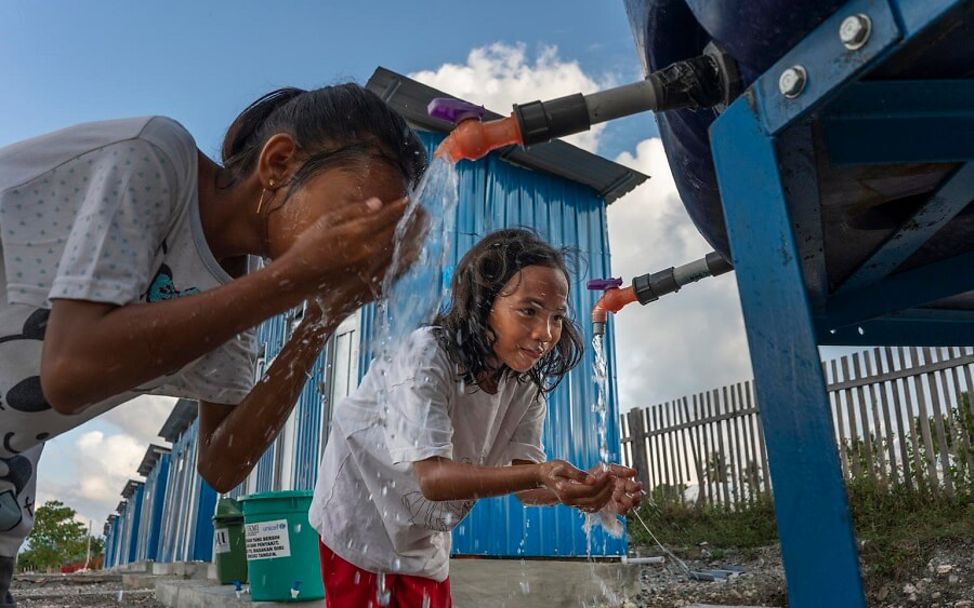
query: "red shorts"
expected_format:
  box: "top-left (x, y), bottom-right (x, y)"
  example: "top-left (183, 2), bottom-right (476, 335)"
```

top-left (319, 539), bottom-right (452, 608)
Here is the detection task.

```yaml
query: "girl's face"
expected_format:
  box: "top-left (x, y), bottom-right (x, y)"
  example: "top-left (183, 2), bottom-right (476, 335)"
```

top-left (487, 264), bottom-right (569, 373)
top-left (265, 160), bottom-right (407, 259)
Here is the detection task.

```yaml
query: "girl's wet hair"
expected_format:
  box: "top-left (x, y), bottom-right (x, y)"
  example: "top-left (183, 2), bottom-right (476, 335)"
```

top-left (221, 84), bottom-right (427, 193)
top-left (434, 228), bottom-right (584, 395)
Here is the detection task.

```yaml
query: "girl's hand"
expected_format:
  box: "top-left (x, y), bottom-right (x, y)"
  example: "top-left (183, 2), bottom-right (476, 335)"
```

top-left (579, 464), bottom-right (640, 515)
top-left (538, 460), bottom-right (614, 511)
top-left (280, 196), bottom-right (426, 300)
top-left (605, 476), bottom-right (643, 516)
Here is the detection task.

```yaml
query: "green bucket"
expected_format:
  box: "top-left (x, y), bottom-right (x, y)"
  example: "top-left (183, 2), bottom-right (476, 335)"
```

top-left (239, 490), bottom-right (322, 602)
top-left (212, 498), bottom-right (248, 585)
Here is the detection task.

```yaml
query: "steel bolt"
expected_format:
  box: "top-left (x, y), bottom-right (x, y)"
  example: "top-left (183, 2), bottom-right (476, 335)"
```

top-left (778, 66), bottom-right (807, 99)
top-left (839, 14), bottom-right (872, 50)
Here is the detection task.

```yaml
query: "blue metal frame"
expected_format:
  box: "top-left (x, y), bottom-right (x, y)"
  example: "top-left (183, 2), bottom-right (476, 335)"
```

top-left (818, 309), bottom-right (974, 346)
top-left (712, 101), bottom-right (866, 606)
top-left (825, 251), bottom-right (974, 328)
top-left (823, 81), bottom-right (974, 165)
top-left (709, 1), bottom-right (971, 606)
top-left (837, 163), bottom-right (974, 290)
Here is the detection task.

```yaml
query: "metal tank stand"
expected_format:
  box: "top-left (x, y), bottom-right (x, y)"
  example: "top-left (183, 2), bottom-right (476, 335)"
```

top-left (708, 1), bottom-right (973, 606)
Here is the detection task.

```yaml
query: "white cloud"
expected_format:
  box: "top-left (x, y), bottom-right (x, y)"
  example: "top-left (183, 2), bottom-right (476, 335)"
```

top-left (100, 395), bottom-right (177, 443)
top-left (34, 396), bottom-right (176, 531)
top-left (409, 42), bottom-right (615, 153)
top-left (607, 138), bottom-right (753, 410)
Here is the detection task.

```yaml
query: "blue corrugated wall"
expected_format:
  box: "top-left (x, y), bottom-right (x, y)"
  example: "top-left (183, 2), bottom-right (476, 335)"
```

top-left (123, 486), bottom-right (144, 564)
top-left (134, 454), bottom-right (170, 562)
top-left (155, 418), bottom-right (216, 563)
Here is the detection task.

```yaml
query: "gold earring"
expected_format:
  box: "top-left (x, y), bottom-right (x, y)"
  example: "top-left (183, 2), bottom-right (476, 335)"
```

top-left (257, 178), bottom-right (278, 214)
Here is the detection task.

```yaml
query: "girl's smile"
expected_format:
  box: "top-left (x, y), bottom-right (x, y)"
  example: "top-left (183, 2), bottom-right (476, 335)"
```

top-left (488, 265), bottom-right (569, 373)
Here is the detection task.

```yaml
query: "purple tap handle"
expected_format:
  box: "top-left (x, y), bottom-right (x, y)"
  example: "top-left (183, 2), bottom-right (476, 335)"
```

top-left (586, 277), bottom-right (623, 291)
top-left (428, 98), bottom-right (486, 125)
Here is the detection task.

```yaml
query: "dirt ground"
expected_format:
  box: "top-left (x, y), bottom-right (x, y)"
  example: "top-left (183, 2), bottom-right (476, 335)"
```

top-left (631, 540), bottom-right (974, 608)
top-left (10, 573), bottom-right (164, 608)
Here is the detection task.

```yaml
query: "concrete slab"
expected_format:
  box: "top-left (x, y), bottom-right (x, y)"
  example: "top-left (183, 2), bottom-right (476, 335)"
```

top-left (155, 559), bottom-right (640, 607)
top-left (451, 559), bottom-right (639, 607)
top-left (148, 561), bottom-right (214, 579)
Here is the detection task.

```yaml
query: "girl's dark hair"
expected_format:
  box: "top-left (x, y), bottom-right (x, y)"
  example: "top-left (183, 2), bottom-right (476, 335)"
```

top-left (221, 84), bottom-right (427, 192)
top-left (433, 228), bottom-right (584, 395)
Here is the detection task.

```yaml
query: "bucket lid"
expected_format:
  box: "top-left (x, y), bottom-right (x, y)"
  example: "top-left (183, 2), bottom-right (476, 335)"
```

top-left (238, 489), bottom-right (313, 502)
top-left (213, 497), bottom-right (243, 518)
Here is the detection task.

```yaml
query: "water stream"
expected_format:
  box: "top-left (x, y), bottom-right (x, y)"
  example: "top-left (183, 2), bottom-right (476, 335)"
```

top-left (371, 157), bottom-right (460, 439)
top-left (375, 157), bottom-right (460, 354)
top-left (368, 156), bottom-right (460, 602)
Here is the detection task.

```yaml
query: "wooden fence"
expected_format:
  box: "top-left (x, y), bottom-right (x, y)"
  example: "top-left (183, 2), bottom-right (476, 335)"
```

top-left (619, 347), bottom-right (974, 508)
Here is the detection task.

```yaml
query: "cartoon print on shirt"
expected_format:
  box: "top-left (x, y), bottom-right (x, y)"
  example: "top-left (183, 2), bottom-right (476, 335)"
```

top-left (145, 264), bottom-right (200, 303)
top-left (0, 455), bottom-right (31, 533)
top-left (400, 492), bottom-right (475, 532)
top-left (0, 309), bottom-right (52, 455)
top-left (400, 457), bottom-right (475, 531)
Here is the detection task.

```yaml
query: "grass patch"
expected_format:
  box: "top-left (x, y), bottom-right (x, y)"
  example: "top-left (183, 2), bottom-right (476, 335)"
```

top-left (630, 496), bottom-right (778, 550)
top-left (630, 481), bottom-right (974, 591)
top-left (848, 479), bottom-right (974, 590)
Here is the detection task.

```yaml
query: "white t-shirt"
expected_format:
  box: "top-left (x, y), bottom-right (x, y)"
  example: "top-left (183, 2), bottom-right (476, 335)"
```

top-left (309, 327), bottom-right (547, 582)
top-left (0, 116), bottom-right (257, 456)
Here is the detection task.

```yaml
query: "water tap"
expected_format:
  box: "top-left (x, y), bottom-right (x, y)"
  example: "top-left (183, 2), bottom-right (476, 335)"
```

top-left (587, 277), bottom-right (636, 336)
top-left (428, 98), bottom-right (523, 163)
top-left (290, 580), bottom-right (302, 599)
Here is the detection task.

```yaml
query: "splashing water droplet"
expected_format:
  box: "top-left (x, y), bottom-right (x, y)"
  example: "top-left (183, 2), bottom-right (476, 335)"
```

top-left (377, 572), bottom-right (391, 606)
top-left (592, 334), bottom-right (610, 465)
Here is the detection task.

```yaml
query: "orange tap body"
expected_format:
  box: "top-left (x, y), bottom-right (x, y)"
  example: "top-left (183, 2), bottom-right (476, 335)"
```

top-left (434, 115), bottom-right (523, 163)
top-left (592, 286), bottom-right (638, 324)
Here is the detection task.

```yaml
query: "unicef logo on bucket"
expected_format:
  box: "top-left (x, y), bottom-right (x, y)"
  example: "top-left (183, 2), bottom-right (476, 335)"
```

top-left (244, 518), bottom-right (292, 561)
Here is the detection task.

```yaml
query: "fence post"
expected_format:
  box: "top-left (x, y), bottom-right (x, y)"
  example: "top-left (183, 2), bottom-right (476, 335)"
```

top-left (627, 408), bottom-right (650, 492)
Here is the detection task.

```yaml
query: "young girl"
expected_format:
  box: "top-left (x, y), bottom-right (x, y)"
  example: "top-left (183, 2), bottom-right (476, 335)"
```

top-left (0, 84), bottom-right (426, 606)
top-left (309, 228), bottom-right (642, 607)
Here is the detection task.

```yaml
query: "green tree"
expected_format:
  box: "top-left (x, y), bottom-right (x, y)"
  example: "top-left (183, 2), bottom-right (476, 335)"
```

top-left (17, 500), bottom-right (97, 572)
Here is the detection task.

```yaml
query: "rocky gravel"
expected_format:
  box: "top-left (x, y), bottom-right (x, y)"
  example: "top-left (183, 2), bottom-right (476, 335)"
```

top-left (10, 573), bottom-right (164, 608)
top-left (9, 541), bottom-right (973, 607)
top-left (627, 540), bottom-right (974, 607)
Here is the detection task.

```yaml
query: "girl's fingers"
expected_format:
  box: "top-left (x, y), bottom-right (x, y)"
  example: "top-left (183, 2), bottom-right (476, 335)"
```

top-left (604, 464), bottom-right (637, 478)
top-left (559, 475), bottom-right (612, 506)
top-left (554, 462), bottom-right (593, 485)
top-left (326, 195), bottom-right (408, 231)
top-left (575, 481), bottom-right (615, 510)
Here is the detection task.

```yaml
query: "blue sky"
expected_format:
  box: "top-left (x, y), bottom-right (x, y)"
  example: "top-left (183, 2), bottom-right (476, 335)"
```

top-left (3, 1), bottom-right (751, 530)
top-left (1, 0), bottom-right (655, 154)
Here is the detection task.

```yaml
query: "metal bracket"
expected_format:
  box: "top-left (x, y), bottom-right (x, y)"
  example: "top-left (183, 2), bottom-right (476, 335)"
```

top-left (751, 0), bottom-right (902, 135)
